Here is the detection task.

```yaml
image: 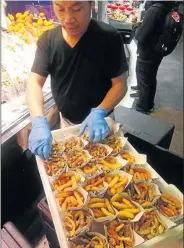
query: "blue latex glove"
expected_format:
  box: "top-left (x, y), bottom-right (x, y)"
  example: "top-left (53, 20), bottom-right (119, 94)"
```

top-left (29, 116), bottom-right (52, 160)
top-left (78, 108), bottom-right (109, 142)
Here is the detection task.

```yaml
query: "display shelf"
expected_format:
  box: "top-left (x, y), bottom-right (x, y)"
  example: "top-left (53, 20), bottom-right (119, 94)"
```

top-left (1, 88), bottom-right (55, 145)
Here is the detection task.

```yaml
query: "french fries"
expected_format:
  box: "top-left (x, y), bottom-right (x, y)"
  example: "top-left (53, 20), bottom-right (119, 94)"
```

top-left (70, 232), bottom-right (108, 248)
top-left (45, 156), bottom-right (67, 177)
top-left (100, 157), bottom-right (122, 171)
top-left (128, 168), bottom-right (152, 181)
top-left (84, 175), bottom-right (105, 192)
top-left (131, 182), bottom-right (156, 208)
top-left (134, 210), bottom-right (165, 240)
top-left (103, 137), bottom-right (124, 155)
top-left (51, 141), bottom-right (64, 156)
top-left (67, 150), bottom-right (90, 168)
top-left (88, 144), bottom-right (109, 160)
top-left (88, 198), bottom-right (116, 218)
top-left (158, 193), bottom-right (182, 217)
top-left (110, 194), bottom-right (140, 220)
top-left (105, 174), bottom-right (128, 195)
top-left (56, 190), bottom-right (85, 211)
top-left (52, 172), bottom-right (81, 192)
top-left (88, 233), bottom-right (108, 248)
top-left (107, 221), bottom-right (134, 248)
top-left (64, 210), bottom-right (92, 238)
top-left (120, 151), bottom-right (135, 165)
top-left (65, 137), bottom-right (84, 153)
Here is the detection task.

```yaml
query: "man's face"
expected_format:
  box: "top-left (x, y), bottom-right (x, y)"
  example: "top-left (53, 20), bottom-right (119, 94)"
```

top-left (53, 1), bottom-right (92, 37)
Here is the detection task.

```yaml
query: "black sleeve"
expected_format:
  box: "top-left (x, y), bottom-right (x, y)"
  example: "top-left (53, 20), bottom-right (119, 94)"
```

top-left (106, 32), bottom-right (128, 79)
top-left (31, 32), bottom-right (50, 77)
top-left (135, 8), bottom-right (157, 44)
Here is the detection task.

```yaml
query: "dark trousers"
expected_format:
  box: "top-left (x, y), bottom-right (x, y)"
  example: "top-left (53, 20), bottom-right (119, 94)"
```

top-left (136, 55), bottom-right (163, 111)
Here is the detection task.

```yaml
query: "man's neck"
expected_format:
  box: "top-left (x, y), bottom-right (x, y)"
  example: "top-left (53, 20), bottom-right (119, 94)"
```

top-left (61, 20), bottom-right (91, 48)
top-left (62, 28), bottom-right (82, 48)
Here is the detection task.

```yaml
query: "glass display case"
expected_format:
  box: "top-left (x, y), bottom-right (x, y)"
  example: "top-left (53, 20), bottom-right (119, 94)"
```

top-left (1, 2), bottom-right (57, 145)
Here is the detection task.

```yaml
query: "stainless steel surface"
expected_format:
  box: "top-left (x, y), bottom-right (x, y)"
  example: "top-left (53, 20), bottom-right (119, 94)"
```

top-left (108, 18), bottom-right (133, 30)
top-left (1, 93), bottom-right (55, 144)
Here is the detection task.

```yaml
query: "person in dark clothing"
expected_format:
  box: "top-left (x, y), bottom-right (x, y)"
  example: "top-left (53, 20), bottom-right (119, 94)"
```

top-left (131, 1), bottom-right (175, 114)
top-left (26, 1), bottom-right (128, 160)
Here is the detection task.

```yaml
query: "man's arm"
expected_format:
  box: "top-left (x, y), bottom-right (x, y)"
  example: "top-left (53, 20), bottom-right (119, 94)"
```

top-left (26, 72), bottom-right (47, 117)
top-left (98, 72), bottom-right (127, 113)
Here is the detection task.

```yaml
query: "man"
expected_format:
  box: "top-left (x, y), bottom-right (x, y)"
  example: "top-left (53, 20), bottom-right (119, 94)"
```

top-left (27, 1), bottom-right (128, 160)
top-left (131, 1), bottom-right (175, 114)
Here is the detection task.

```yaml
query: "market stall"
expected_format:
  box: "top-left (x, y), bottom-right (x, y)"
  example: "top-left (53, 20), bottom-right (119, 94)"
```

top-left (1, 7), bottom-right (58, 227)
top-left (1, 8), bottom-right (59, 147)
top-left (107, 1), bottom-right (142, 44)
top-left (36, 118), bottom-right (183, 248)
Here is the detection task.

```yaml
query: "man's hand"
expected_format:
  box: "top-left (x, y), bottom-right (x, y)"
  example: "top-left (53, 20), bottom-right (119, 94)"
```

top-left (78, 108), bottom-right (109, 142)
top-left (29, 116), bottom-right (52, 160)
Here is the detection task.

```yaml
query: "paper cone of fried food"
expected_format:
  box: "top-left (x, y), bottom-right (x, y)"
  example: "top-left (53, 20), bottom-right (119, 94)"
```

top-left (76, 162), bottom-right (103, 180)
top-left (51, 171), bottom-right (82, 192)
top-left (84, 173), bottom-right (108, 198)
top-left (110, 193), bottom-right (144, 223)
top-left (67, 149), bottom-right (92, 169)
top-left (102, 136), bottom-right (128, 156)
top-left (157, 192), bottom-right (183, 222)
top-left (105, 220), bottom-right (145, 248)
top-left (105, 171), bottom-right (132, 196)
top-left (44, 154), bottom-right (68, 181)
top-left (56, 186), bottom-right (88, 212)
top-left (134, 209), bottom-right (176, 240)
top-left (62, 209), bottom-right (92, 239)
top-left (88, 197), bottom-right (118, 223)
top-left (64, 136), bottom-right (88, 154)
top-left (88, 144), bottom-right (113, 162)
top-left (130, 182), bottom-right (161, 209)
top-left (100, 156), bottom-right (128, 173)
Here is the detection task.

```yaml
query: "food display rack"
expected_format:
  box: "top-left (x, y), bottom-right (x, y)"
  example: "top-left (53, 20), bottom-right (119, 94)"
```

top-left (36, 118), bottom-right (183, 248)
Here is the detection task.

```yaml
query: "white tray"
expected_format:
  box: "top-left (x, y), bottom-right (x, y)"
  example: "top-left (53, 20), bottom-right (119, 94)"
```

top-left (36, 118), bottom-right (183, 248)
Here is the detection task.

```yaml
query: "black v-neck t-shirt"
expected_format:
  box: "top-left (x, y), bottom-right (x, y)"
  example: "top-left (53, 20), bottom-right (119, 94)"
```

top-left (31, 19), bottom-right (128, 124)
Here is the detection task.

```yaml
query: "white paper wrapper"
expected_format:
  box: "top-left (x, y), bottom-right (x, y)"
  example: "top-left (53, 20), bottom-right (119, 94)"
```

top-left (89, 144), bottom-right (113, 162)
top-left (56, 186), bottom-right (88, 212)
top-left (157, 192), bottom-right (183, 223)
top-left (104, 223), bottom-right (145, 248)
top-left (156, 210), bottom-right (176, 229)
top-left (110, 194), bottom-right (144, 223)
top-left (134, 209), bottom-right (176, 241)
top-left (76, 163), bottom-right (103, 180)
top-left (117, 200), bottom-right (144, 223)
top-left (51, 140), bottom-right (65, 157)
top-left (48, 166), bottom-right (67, 181)
top-left (86, 232), bottom-right (109, 248)
top-left (88, 199), bottom-right (118, 223)
top-left (61, 209), bottom-right (93, 240)
top-left (100, 156), bottom-right (128, 173)
top-left (51, 171), bottom-right (83, 192)
top-left (64, 136), bottom-right (89, 154)
top-left (87, 181), bottom-right (109, 198)
top-left (102, 136), bottom-right (128, 156)
top-left (67, 149), bottom-right (93, 169)
top-left (129, 164), bottom-right (159, 183)
top-left (106, 118), bottom-right (121, 138)
top-left (45, 155), bottom-right (68, 181)
top-left (106, 171), bottom-right (133, 196)
top-left (130, 182), bottom-right (161, 207)
top-left (119, 150), bottom-right (147, 168)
